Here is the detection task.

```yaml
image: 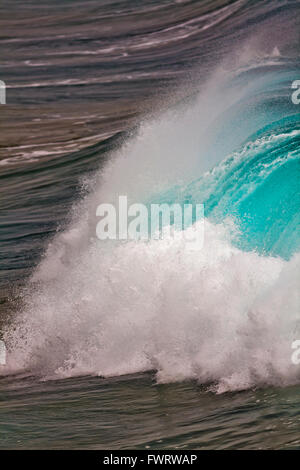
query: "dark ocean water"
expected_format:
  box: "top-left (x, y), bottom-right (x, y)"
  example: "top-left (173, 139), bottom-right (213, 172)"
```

top-left (0, 0), bottom-right (299, 449)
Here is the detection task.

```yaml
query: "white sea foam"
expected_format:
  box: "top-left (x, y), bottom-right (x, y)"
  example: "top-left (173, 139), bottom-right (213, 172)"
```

top-left (3, 61), bottom-right (300, 392)
top-left (4, 219), bottom-right (300, 392)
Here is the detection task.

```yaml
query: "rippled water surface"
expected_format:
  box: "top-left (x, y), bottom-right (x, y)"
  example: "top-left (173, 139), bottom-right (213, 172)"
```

top-left (0, 0), bottom-right (299, 449)
top-left (0, 374), bottom-right (299, 450)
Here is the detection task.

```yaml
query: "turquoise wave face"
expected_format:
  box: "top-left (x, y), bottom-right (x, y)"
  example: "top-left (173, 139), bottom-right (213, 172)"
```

top-left (157, 116), bottom-right (300, 260)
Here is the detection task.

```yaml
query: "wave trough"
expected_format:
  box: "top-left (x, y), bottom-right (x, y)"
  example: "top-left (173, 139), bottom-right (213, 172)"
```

top-left (2, 44), bottom-right (300, 393)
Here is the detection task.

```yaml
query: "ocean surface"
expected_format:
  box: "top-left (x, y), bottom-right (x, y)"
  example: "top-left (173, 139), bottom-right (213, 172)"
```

top-left (0, 0), bottom-right (299, 449)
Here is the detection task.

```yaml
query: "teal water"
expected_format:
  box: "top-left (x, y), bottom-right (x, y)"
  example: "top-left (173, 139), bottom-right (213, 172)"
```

top-left (158, 117), bottom-right (300, 259)
top-left (0, 0), bottom-right (299, 451)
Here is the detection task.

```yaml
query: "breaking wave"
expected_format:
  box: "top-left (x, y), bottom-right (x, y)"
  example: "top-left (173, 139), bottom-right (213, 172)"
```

top-left (3, 48), bottom-right (300, 393)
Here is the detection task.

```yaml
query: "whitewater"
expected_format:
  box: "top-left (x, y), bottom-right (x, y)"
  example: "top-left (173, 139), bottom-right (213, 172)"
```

top-left (2, 48), bottom-right (299, 394)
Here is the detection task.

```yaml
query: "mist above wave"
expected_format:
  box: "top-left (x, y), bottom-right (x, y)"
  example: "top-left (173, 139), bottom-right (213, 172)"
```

top-left (3, 49), bottom-right (300, 392)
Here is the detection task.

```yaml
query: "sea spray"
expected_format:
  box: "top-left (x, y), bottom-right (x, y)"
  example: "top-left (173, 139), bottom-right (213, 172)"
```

top-left (3, 53), bottom-right (300, 392)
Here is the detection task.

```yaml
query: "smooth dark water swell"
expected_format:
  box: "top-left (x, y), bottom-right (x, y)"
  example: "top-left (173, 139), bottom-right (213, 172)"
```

top-left (0, 0), bottom-right (299, 450)
top-left (0, 132), bottom-right (129, 286)
top-left (0, 0), bottom-right (299, 283)
top-left (0, 374), bottom-right (299, 450)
